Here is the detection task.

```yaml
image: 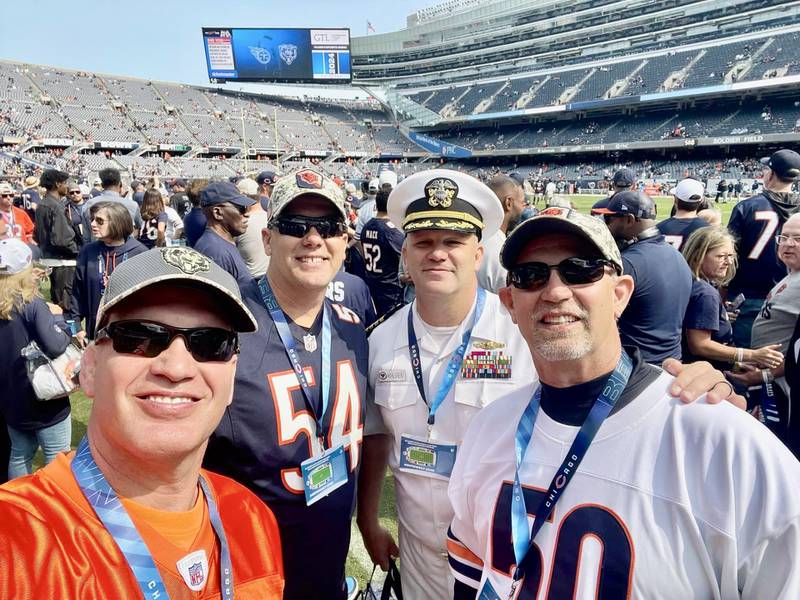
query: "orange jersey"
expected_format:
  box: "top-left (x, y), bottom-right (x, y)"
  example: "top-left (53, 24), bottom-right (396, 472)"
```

top-left (1, 206), bottom-right (34, 243)
top-left (0, 453), bottom-right (284, 599)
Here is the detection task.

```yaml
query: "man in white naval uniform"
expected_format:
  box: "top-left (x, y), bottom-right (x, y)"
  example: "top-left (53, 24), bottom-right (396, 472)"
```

top-left (357, 171), bottom-right (739, 599)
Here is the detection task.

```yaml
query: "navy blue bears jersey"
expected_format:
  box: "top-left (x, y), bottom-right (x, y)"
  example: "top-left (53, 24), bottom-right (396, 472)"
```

top-left (204, 276), bottom-right (368, 600)
top-left (360, 217), bottom-right (404, 316)
top-left (656, 216), bottom-right (708, 251)
top-left (327, 270), bottom-right (377, 327)
top-left (728, 193), bottom-right (799, 298)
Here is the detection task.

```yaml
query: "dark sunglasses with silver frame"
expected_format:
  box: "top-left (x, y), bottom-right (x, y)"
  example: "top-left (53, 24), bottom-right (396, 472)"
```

top-left (509, 257), bottom-right (620, 291)
top-left (95, 320), bottom-right (240, 362)
top-left (270, 215), bottom-right (347, 239)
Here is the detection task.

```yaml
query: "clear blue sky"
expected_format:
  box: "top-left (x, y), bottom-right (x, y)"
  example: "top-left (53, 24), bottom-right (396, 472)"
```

top-left (0, 0), bottom-right (437, 87)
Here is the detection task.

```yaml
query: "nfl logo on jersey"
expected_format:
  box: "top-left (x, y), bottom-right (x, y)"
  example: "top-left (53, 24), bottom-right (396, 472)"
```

top-left (177, 549), bottom-right (209, 591)
top-left (189, 562), bottom-right (204, 586)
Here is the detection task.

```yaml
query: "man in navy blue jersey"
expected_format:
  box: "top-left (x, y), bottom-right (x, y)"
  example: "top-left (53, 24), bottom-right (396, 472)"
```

top-left (204, 169), bottom-right (372, 600)
top-left (728, 149), bottom-right (800, 347)
top-left (597, 190), bottom-right (692, 363)
top-left (657, 178), bottom-right (709, 251)
top-left (327, 270), bottom-right (377, 327)
top-left (361, 188), bottom-right (405, 318)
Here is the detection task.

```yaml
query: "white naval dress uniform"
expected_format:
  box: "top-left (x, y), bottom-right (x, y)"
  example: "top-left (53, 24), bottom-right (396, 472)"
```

top-left (367, 290), bottom-right (535, 599)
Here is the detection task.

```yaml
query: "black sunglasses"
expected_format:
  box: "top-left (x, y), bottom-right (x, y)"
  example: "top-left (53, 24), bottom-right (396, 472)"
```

top-left (0, 193), bottom-right (14, 198)
top-left (95, 320), bottom-right (239, 362)
top-left (219, 202), bottom-right (247, 215)
top-left (271, 215), bottom-right (347, 239)
top-left (509, 258), bottom-right (618, 290)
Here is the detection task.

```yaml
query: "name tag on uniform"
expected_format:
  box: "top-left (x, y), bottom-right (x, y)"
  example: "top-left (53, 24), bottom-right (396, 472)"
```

top-left (477, 579), bottom-right (502, 600)
top-left (300, 444), bottom-right (348, 506)
top-left (399, 434), bottom-right (457, 480)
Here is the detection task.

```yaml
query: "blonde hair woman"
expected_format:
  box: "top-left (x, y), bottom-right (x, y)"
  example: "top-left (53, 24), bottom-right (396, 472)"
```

top-left (0, 238), bottom-right (72, 479)
top-left (681, 227), bottom-right (783, 371)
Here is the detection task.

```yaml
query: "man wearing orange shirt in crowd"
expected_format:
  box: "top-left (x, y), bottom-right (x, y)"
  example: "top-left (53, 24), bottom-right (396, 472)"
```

top-left (0, 181), bottom-right (34, 244)
top-left (0, 247), bottom-right (284, 599)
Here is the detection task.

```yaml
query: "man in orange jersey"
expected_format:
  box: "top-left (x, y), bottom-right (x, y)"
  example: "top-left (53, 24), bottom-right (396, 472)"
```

top-left (0, 247), bottom-right (284, 599)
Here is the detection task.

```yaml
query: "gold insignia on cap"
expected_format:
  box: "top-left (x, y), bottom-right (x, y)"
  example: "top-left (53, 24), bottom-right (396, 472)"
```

top-left (425, 178), bottom-right (458, 208)
top-left (161, 247), bottom-right (211, 275)
top-left (474, 340), bottom-right (505, 350)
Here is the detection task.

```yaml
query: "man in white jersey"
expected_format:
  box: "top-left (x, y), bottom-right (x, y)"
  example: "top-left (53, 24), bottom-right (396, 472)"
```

top-left (359, 172), bottom-right (742, 599)
top-left (447, 206), bottom-right (800, 599)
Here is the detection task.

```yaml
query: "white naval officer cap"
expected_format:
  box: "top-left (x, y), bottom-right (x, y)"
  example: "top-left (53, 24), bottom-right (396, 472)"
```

top-left (387, 169), bottom-right (503, 240)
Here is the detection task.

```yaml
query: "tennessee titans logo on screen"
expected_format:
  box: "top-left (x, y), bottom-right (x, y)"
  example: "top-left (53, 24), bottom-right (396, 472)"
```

top-left (279, 44), bottom-right (298, 66)
top-left (249, 46), bottom-right (272, 65)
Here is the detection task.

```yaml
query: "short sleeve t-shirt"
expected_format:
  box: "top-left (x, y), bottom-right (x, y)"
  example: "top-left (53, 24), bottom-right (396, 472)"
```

top-left (193, 229), bottom-right (252, 285)
top-left (657, 217), bottom-right (709, 251)
top-left (682, 278), bottom-right (732, 368)
top-left (619, 235), bottom-right (693, 363)
top-left (752, 271), bottom-right (800, 354)
top-left (138, 212), bottom-right (168, 249)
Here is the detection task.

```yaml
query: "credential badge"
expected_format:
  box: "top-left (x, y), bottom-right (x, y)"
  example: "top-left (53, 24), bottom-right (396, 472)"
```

top-left (424, 178), bottom-right (458, 208)
top-left (161, 247), bottom-right (211, 275)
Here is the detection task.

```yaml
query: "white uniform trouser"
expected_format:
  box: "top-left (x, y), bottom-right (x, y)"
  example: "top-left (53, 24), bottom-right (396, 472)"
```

top-left (398, 524), bottom-right (454, 600)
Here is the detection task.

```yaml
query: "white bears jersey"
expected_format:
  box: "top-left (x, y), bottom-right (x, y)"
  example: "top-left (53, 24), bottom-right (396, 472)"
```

top-left (448, 370), bottom-right (800, 599)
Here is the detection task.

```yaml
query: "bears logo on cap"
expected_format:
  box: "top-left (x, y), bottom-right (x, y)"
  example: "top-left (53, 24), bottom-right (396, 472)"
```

top-left (296, 170), bottom-right (323, 190)
top-left (425, 178), bottom-right (458, 208)
top-left (539, 206), bottom-right (571, 217)
top-left (161, 247), bottom-right (211, 275)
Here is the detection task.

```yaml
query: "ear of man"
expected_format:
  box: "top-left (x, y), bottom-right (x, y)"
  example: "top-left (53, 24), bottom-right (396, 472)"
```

top-left (79, 343), bottom-right (98, 398)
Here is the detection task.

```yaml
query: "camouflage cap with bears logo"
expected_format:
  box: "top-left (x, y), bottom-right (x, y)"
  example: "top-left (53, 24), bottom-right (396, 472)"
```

top-left (95, 247), bottom-right (257, 332)
top-left (268, 169), bottom-right (348, 221)
top-left (500, 206), bottom-right (624, 273)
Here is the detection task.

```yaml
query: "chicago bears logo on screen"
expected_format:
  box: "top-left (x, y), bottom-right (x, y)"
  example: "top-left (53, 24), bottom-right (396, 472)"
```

top-left (279, 44), bottom-right (298, 66)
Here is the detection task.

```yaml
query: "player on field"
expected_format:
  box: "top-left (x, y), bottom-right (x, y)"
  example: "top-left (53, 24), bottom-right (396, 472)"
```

top-left (448, 208), bottom-right (800, 599)
top-left (360, 188), bottom-right (405, 317)
top-left (728, 149), bottom-right (800, 347)
top-left (657, 177), bottom-right (709, 251)
top-left (0, 247), bottom-right (284, 598)
top-left (204, 170), bottom-right (372, 600)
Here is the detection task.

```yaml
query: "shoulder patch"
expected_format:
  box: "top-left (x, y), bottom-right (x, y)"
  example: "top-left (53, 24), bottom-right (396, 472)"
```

top-left (366, 301), bottom-right (408, 337)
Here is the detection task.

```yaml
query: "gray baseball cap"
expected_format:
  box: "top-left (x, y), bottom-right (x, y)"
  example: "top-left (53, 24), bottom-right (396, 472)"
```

top-left (96, 247), bottom-right (257, 332)
top-left (501, 206), bottom-right (623, 273)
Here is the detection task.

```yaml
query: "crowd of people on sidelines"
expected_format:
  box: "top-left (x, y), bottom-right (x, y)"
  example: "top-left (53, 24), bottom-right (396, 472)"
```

top-left (0, 149), bottom-right (798, 598)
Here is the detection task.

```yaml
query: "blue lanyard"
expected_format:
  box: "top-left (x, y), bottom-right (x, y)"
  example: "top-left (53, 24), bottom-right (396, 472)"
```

top-left (71, 437), bottom-right (235, 600)
top-left (760, 371), bottom-right (781, 430)
top-left (258, 277), bottom-right (332, 445)
top-left (406, 287), bottom-right (486, 428)
top-left (509, 351), bottom-right (633, 590)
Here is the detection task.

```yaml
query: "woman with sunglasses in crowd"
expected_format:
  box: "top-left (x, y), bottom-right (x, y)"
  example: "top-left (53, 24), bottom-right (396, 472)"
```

top-left (681, 226), bottom-right (783, 372)
top-left (0, 238), bottom-right (72, 479)
top-left (137, 188), bottom-right (167, 249)
top-left (67, 201), bottom-right (146, 342)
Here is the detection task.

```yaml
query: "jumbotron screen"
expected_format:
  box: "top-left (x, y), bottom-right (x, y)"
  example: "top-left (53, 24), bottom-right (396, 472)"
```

top-left (202, 28), bottom-right (352, 84)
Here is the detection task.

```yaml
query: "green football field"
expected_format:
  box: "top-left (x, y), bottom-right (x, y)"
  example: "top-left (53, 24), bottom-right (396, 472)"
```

top-left (46, 194), bottom-right (735, 588)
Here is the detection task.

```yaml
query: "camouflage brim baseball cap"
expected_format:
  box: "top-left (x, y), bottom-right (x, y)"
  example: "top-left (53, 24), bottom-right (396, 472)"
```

top-left (269, 169), bottom-right (348, 221)
top-left (500, 206), bottom-right (623, 273)
top-left (95, 247), bottom-right (258, 332)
